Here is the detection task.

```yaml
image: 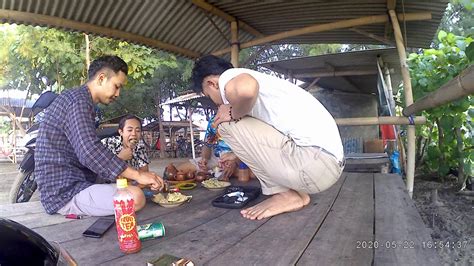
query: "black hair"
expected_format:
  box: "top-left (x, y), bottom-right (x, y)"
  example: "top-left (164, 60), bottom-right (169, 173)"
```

top-left (118, 114), bottom-right (142, 131)
top-left (191, 55), bottom-right (234, 93)
top-left (88, 55), bottom-right (128, 80)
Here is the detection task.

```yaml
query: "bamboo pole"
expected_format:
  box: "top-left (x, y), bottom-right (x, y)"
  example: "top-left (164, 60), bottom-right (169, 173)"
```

top-left (212, 12), bottom-right (432, 56)
top-left (191, 0), bottom-right (263, 37)
top-left (350, 27), bottom-right (394, 45)
top-left (231, 21), bottom-right (239, 67)
top-left (389, 9), bottom-right (416, 197)
top-left (84, 33), bottom-right (90, 69)
top-left (188, 107), bottom-right (196, 160)
top-left (295, 69), bottom-right (377, 78)
top-left (379, 58), bottom-right (396, 115)
top-left (12, 113), bottom-right (16, 164)
top-left (335, 116), bottom-right (426, 126)
top-left (403, 65), bottom-right (474, 116)
top-left (0, 10), bottom-right (200, 58)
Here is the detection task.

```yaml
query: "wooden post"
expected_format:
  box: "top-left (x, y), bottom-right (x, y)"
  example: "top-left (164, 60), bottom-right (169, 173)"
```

top-left (377, 57), bottom-right (396, 115)
top-left (288, 70), bottom-right (294, 84)
top-left (389, 9), bottom-right (415, 197)
top-left (188, 107), bottom-right (196, 159)
top-left (84, 33), bottom-right (90, 69)
top-left (231, 21), bottom-right (239, 67)
top-left (12, 113), bottom-right (16, 164)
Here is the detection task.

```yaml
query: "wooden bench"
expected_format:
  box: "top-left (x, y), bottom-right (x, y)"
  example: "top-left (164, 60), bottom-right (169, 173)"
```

top-left (0, 173), bottom-right (440, 265)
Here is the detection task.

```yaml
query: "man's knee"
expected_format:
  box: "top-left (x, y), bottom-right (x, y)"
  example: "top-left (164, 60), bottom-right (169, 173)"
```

top-left (128, 186), bottom-right (146, 211)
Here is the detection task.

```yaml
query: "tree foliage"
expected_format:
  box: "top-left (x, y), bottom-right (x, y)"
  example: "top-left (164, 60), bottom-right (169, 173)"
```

top-left (239, 44), bottom-right (343, 75)
top-left (407, 31), bottom-right (473, 179)
top-left (0, 24), bottom-right (180, 120)
top-left (436, 0), bottom-right (474, 42)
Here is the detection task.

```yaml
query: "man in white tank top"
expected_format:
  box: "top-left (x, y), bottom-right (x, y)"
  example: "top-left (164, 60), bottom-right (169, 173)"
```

top-left (191, 55), bottom-right (344, 220)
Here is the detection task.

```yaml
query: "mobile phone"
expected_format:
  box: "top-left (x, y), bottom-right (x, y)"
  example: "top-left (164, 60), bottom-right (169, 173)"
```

top-left (82, 217), bottom-right (115, 238)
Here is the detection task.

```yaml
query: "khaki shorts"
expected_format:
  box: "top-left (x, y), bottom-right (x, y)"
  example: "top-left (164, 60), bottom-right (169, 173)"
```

top-left (57, 184), bottom-right (117, 216)
top-left (218, 117), bottom-right (344, 195)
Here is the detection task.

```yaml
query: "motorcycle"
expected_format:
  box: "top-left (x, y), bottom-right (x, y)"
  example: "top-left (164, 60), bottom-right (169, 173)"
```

top-left (8, 91), bottom-right (118, 203)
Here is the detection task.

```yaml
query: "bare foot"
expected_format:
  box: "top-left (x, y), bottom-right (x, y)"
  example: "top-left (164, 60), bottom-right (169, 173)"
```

top-left (240, 190), bottom-right (310, 220)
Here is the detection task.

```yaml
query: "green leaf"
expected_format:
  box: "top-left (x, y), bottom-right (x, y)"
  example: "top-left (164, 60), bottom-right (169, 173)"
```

top-left (437, 30), bottom-right (447, 42)
top-left (466, 42), bottom-right (474, 62)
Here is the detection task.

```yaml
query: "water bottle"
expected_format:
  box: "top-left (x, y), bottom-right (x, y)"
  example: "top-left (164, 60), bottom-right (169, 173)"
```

top-left (390, 151), bottom-right (401, 174)
top-left (113, 178), bottom-right (141, 254)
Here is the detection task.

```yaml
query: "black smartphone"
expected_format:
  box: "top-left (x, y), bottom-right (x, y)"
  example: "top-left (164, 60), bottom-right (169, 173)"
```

top-left (82, 217), bottom-right (115, 238)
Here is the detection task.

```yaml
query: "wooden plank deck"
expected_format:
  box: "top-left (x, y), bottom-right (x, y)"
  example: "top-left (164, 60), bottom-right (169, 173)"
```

top-left (344, 153), bottom-right (390, 173)
top-left (0, 173), bottom-right (441, 265)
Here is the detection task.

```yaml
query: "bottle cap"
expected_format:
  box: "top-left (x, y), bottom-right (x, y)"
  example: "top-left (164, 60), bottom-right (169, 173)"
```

top-left (117, 178), bottom-right (128, 189)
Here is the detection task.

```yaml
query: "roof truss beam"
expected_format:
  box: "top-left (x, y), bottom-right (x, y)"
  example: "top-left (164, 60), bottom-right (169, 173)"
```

top-left (294, 68), bottom-right (377, 78)
top-left (191, 0), bottom-right (264, 37)
top-left (0, 9), bottom-right (201, 58)
top-left (213, 12), bottom-right (431, 56)
top-left (323, 62), bottom-right (362, 92)
top-left (350, 27), bottom-right (394, 46)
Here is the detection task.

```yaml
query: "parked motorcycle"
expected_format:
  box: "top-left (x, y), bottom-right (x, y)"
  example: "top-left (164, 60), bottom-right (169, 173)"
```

top-left (8, 91), bottom-right (118, 203)
top-left (8, 91), bottom-right (57, 203)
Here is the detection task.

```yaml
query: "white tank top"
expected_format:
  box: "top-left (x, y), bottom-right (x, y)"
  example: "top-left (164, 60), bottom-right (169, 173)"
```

top-left (219, 68), bottom-right (344, 161)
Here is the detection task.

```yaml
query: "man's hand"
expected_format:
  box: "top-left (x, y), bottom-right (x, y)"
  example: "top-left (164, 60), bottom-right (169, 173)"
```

top-left (198, 158), bottom-right (209, 172)
top-left (219, 152), bottom-right (238, 179)
top-left (135, 171), bottom-right (163, 191)
top-left (221, 163), bottom-right (236, 180)
top-left (118, 147), bottom-right (133, 161)
top-left (212, 104), bottom-right (232, 127)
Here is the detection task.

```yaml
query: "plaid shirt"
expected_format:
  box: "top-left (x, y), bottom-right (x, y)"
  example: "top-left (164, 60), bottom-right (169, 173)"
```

top-left (35, 85), bottom-right (127, 214)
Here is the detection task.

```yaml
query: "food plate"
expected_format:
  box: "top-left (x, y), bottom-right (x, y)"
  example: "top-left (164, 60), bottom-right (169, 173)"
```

top-left (152, 193), bottom-right (192, 208)
top-left (201, 179), bottom-right (231, 190)
top-left (175, 182), bottom-right (197, 190)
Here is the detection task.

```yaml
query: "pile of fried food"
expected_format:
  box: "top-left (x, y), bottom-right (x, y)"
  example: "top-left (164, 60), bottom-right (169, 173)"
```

top-left (201, 179), bottom-right (230, 189)
top-left (152, 192), bottom-right (190, 204)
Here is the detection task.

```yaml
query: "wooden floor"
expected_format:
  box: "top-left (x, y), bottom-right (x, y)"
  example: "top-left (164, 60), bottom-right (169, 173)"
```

top-left (0, 172), bottom-right (441, 265)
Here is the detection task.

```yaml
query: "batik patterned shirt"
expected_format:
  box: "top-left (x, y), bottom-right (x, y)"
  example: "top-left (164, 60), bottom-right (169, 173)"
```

top-left (102, 136), bottom-right (149, 169)
top-left (204, 115), bottom-right (232, 157)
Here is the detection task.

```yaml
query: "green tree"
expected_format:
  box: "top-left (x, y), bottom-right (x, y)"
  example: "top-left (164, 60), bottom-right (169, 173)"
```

top-left (436, 0), bottom-right (474, 42)
top-left (407, 31), bottom-right (473, 187)
top-left (0, 24), bottom-right (178, 119)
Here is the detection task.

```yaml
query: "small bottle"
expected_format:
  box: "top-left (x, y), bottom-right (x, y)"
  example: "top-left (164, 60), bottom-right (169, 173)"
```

top-left (237, 162), bottom-right (250, 182)
top-left (113, 178), bottom-right (141, 254)
top-left (390, 151), bottom-right (401, 174)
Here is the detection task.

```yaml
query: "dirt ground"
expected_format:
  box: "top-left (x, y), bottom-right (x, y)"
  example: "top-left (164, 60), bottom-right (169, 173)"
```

top-left (412, 174), bottom-right (473, 265)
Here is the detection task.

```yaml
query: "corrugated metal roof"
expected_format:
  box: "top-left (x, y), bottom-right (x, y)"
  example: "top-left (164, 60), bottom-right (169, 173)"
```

top-left (260, 48), bottom-right (401, 94)
top-left (0, 97), bottom-right (34, 117)
top-left (0, 0), bottom-right (448, 57)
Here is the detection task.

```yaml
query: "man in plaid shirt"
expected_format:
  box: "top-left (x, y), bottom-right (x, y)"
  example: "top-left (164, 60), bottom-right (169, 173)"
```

top-left (35, 56), bottom-right (163, 216)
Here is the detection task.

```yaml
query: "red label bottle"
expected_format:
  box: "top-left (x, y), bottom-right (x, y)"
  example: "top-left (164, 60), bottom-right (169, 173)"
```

top-left (113, 178), bottom-right (141, 254)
